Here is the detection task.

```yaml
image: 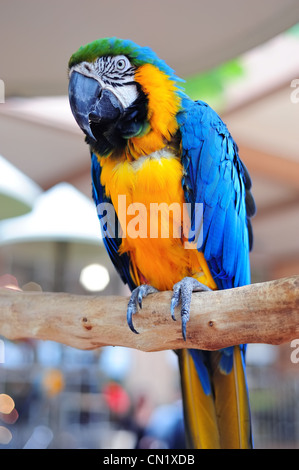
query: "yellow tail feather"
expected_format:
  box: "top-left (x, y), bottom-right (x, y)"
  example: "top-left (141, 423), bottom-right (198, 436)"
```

top-left (212, 347), bottom-right (252, 449)
top-left (179, 347), bottom-right (252, 449)
top-left (179, 350), bottom-right (220, 449)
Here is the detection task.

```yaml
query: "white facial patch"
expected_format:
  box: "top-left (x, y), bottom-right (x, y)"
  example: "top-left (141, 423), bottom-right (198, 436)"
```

top-left (108, 83), bottom-right (138, 108)
top-left (69, 55), bottom-right (138, 109)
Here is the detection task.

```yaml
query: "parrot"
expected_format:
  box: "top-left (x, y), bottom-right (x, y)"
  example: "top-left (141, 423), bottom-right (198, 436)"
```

top-left (68, 37), bottom-right (256, 449)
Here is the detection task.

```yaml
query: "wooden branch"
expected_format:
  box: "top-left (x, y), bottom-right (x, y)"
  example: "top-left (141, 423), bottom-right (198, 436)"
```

top-left (0, 276), bottom-right (298, 352)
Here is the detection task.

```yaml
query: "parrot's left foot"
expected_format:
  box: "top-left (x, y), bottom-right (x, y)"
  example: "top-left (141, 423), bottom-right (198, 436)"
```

top-left (127, 284), bottom-right (159, 334)
top-left (171, 277), bottom-right (211, 341)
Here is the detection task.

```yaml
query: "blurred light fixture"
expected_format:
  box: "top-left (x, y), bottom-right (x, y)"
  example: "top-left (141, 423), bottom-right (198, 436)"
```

top-left (0, 394), bottom-right (15, 414)
top-left (0, 182), bottom-right (101, 244)
top-left (80, 263), bottom-right (110, 292)
top-left (0, 426), bottom-right (12, 445)
top-left (0, 155), bottom-right (41, 220)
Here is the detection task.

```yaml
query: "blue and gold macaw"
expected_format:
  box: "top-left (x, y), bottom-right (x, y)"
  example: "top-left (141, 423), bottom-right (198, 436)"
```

top-left (68, 37), bottom-right (256, 449)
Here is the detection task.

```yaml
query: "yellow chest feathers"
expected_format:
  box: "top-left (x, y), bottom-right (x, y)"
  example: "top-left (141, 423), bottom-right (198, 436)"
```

top-left (98, 149), bottom-right (216, 290)
top-left (100, 147), bottom-right (183, 210)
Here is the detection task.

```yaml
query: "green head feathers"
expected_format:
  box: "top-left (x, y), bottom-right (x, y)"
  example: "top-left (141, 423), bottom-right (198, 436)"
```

top-left (68, 37), bottom-right (182, 82)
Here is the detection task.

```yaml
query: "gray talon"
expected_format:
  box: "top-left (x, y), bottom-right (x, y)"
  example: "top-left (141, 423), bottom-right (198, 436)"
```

top-left (127, 284), bottom-right (159, 334)
top-left (171, 277), bottom-right (211, 340)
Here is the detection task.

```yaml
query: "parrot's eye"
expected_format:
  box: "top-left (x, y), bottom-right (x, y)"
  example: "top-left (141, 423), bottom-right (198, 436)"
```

top-left (115, 56), bottom-right (130, 71)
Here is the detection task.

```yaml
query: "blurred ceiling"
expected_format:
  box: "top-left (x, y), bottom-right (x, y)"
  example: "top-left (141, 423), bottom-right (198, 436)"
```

top-left (0, 0), bottom-right (298, 283)
top-left (1, 0), bottom-right (299, 97)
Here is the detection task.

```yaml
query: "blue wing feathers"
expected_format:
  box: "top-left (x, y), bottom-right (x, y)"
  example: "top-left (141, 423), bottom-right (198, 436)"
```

top-left (204, 204), bottom-right (226, 260)
top-left (199, 129), bottom-right (220, 184)
top-left (188, 349), bottom-right (212, 395)
top-left (178, 98), bottom-right (254, 291)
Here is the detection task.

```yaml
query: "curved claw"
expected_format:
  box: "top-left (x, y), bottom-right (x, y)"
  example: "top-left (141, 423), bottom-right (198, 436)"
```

top-left (127, 302), bottom-right (139, 335)
top-left (181, 315), bottom-right (188, 342)
top-left (171, 277), bottom-right (211, 341)
top-left (126, 284), bottom-right (159, 334)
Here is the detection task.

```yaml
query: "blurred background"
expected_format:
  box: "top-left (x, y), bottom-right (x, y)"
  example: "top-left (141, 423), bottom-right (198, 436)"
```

top-left (0, 0), bottom-right (299, 449)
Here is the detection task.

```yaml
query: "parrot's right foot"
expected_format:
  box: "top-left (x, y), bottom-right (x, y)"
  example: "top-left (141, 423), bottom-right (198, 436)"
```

top-left (127, 284), bottom-right (159, 334)
top-left (171, 277), bottom-right (211, 341)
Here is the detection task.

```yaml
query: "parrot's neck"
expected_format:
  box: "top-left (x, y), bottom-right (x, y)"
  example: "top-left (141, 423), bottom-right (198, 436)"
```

top-left (125, 63), bottom-right (182, 160)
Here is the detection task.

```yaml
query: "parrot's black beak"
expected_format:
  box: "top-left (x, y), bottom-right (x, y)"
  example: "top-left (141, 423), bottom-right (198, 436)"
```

top-left (68, 71), bottom-right (123, 141)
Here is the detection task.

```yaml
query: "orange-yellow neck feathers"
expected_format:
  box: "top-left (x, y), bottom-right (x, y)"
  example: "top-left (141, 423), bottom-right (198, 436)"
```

top-left (127, 64), bottom-right (181, 158)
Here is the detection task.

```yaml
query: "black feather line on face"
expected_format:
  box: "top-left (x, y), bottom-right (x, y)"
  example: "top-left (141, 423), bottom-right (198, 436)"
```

top-left (87, 83), bottom-right (149, 157)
